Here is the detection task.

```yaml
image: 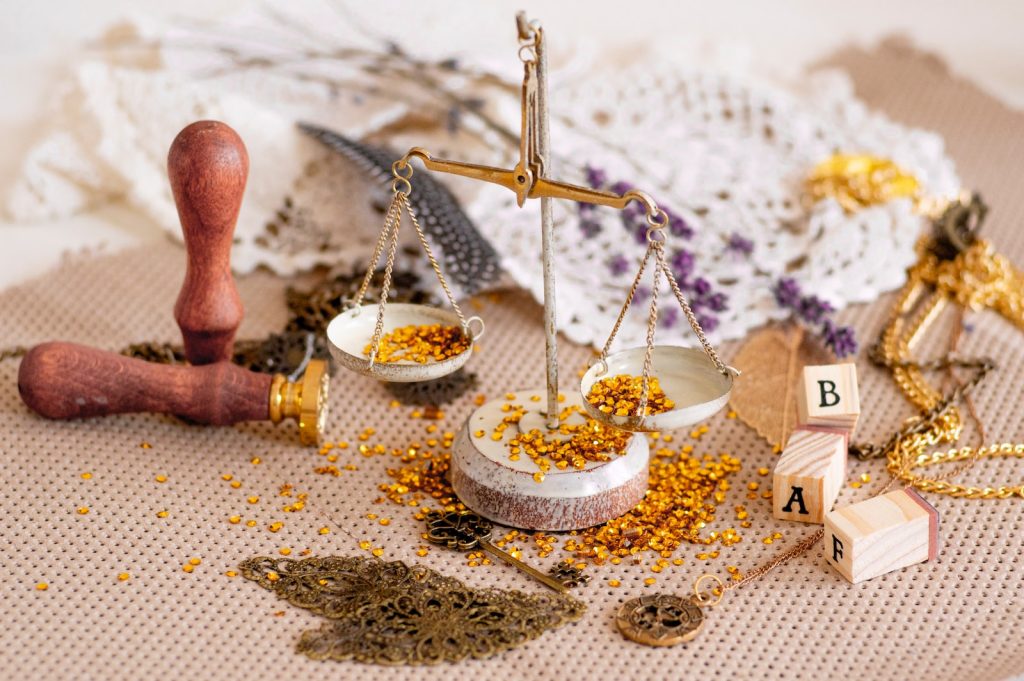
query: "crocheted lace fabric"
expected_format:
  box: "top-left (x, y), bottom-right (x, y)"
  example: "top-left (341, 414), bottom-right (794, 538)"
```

top-left (4, 5), bottom-right (960, 346)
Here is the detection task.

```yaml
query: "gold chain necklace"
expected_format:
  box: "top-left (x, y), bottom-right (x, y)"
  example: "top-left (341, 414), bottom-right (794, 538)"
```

top-left (852, 195), bottom-right (1024, 498)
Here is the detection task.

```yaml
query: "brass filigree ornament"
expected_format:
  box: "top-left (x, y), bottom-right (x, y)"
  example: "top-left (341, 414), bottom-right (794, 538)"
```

top-left (546, 562), bottom-right (591, 589)
top-left (424, 511), bottom-right (569, 592)
top-left (616, 594), bottom-right (705, 647)
top-left (239, 555), bottom-right (584, 665)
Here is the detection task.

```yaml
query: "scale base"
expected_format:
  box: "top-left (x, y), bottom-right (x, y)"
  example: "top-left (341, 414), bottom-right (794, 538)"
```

top-left (450, 387), bottom-right (650, 531)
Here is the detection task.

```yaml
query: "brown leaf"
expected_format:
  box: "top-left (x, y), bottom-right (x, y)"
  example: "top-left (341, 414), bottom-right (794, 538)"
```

top-left (729, 323), bottom-right (836, 449)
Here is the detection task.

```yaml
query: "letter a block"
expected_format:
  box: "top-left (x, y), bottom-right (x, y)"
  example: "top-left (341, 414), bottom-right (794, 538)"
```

top-left (773, 428), bottom-right (847, 524)
top-left (824, 488), bottom-right (940, 584)
top-left (796, 364), bottom-right (860, 436)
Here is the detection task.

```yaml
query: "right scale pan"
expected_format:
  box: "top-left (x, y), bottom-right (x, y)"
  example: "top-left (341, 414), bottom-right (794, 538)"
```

top-left (580, 345), bottom-right (734, 432)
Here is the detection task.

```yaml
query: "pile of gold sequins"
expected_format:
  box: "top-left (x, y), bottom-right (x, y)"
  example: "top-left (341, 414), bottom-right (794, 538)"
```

top-left (364, 324), bottom-right (469, 364)
top-left (585, 374), bottom-right (676, 417)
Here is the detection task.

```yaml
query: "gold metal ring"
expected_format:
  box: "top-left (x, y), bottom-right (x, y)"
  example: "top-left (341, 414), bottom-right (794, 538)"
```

top-left (693, 574), bottom-right (725, 607)
top-left (465, 316), bottom-right (486, 342)
top-left (588, 356), bottom-right (609, 377)
top-left (392, 177), bottom-right (412, 196)
top-left (646, 226), bottom-right (666, 243)
top-left (391, 160), bottom-right (414, 179)
top-left (646, 208), bottom-right (669, 228)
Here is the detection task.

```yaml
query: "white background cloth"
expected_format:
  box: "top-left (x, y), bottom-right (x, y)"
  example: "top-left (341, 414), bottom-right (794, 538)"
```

top-left (1, 0), bottom-right (1022, 290)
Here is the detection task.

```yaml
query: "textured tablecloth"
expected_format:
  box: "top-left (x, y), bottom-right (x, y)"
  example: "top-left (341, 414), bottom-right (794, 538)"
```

top-left (2, 40), bottom-right (1023, 681)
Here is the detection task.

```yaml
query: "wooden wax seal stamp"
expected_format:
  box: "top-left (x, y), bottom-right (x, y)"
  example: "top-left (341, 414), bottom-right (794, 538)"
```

top-left (18, 342), bottom-right (328, 445)
top-left (169, 120), bottom-right (248, 365)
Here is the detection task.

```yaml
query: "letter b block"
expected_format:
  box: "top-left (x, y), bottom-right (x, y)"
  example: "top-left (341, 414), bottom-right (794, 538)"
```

top-left (796, 364), bottom-right (860, 436)
top-left (824, 488), bottom-right (940, 584)
top-left (773, 428), bottom-right (847, 524)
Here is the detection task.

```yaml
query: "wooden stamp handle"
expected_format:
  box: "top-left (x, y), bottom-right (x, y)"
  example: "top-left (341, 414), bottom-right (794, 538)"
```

top-left (18, 342), bottom-right (271, 425)
top-left (169, 120), bottom-right (248, 365)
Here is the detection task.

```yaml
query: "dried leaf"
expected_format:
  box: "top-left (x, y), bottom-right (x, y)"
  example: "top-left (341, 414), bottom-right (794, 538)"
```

top-left (729, 323), bottom-right (835, 449)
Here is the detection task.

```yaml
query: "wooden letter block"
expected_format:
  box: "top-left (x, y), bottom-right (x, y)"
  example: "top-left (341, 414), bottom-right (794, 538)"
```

top-left (773, 428), bottom-right (847, 524)
top-left (796, 363), bottom-right (860, 435)
top-left (824, 488), bottom-right (939, 584)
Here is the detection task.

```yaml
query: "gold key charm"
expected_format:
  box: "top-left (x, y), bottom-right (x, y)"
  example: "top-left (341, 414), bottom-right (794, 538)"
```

top-left (425, 511), bottom-right (568, 593)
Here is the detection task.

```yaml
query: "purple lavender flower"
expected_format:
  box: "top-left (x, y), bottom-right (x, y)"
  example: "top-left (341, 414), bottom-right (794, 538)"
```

top-left (822, 319), bottom-right (858, 358)
top-left (697, 313), bottom-right (719, 333)
top-left (670, 249), bottom-right (695, 280)
top-left (797, 295), bottom-right (835, 324)
top-left (706, 292), bottom-right (728, 313)
top-left (772, 276), bottom-right (858, 358)
top-left (727, 232), bottom-right (754, 256)
top-left (632, 224), bottom-right (649, 244)
top-left (608, 254), bottom-right (631, 276)
top-left (693, 277), bottom-right (712, 296)
top-left (773, 277), bottom-right (802, 309)
top-left (579, 217), bottom-right (602, 239)
top-left (634, 285), bottom-right (651, 303)
top-left (660, 307), bottom-right (679, 329)
top-left (610, 180), bottom-right (635, 195)
top-left (585, 165), bottom-right (608, 189)
top-left (664, 207), bottom-right (694, 239)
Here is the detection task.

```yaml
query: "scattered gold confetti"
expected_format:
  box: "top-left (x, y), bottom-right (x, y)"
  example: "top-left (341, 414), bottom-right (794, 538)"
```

top-left (140, 442), bottom-right (152, 449)
top-left (267, 572), bottom-right (280, 582)
top-left (36, 583), bottom-right (48, 591)
top-left (609, 579), bottom-right (621, 587)
top-left (182, 565), bottom-right (194, 574)
top-left (318, 527), bottom-right (330, 535)
top-left (251, 457), bottom-right (261, 465)
top-left (80, 472), bottom-right (92, 480)
top-left (225, 571), bottom-right (238, 578)
top-left (156, 510), bottom-right (168, 518)
top-left (246, 520), bottom-right (257, 528)
top-left (221, 474), bottom-right (233, 481)
top-left (188, 558), bottom-right (201, 566)
top-left (76, 506), bottom-right (89, 515)
top-left (279, 548), bottom-right (292, 556)
top-left (117, 573), bottom-right (130, 582)
top-left (155, 475), bottom-right (167, 483)
top-left (228, 515), bottom-right (241, 525)
top-left (268, 522), bottom-right (284, 533)
top-left (230, 481), bottom-right (242, 489)
top-left (247, 496), bottom-right (259, 504)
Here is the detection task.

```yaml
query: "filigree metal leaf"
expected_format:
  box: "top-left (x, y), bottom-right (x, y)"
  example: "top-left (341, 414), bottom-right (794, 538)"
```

top-left (425, 510), bottom-right (493, 550)
top-left (240, 555), bottom-right (585, 665)
top-left (298, 123), bottom-right (501, 294)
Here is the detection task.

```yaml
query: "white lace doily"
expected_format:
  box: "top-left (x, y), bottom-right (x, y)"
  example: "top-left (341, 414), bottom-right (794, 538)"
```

top-left (4, 4), bottom-right (960, 348)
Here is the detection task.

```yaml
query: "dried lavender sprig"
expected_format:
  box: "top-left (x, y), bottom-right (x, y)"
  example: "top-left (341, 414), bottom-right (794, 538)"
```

top-left (771, 277), bottom-right (858, 358)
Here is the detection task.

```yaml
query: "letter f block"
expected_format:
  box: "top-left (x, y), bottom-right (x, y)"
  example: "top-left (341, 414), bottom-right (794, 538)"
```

top-left (796, 364), bottom-right (860, 436)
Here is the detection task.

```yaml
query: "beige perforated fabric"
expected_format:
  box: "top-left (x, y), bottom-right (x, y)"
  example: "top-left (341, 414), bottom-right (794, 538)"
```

top-left (3, 40), bottom-right (1024, 681)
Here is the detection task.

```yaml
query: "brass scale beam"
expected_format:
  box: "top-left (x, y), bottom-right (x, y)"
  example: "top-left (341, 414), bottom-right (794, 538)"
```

top-left (396, 13), bottom-right (664, 429)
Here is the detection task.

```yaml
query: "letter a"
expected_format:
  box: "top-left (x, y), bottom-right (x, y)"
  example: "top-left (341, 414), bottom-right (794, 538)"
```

top-left (818, 380), bottom-right (840, 407)
top-left (782, 486), bottom-right (809, 515)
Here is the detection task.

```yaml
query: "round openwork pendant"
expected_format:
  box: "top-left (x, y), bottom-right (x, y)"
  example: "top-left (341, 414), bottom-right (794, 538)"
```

top-left (615, 594), bottom-right (705, 647)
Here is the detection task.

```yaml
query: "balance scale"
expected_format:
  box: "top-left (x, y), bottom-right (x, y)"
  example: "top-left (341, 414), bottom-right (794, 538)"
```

top-left (327, 13), bottom-right (736, 531)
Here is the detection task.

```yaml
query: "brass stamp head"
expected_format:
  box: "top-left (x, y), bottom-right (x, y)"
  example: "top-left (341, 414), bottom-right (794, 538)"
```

top-left (269, 359), bottom-right (329, 446)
